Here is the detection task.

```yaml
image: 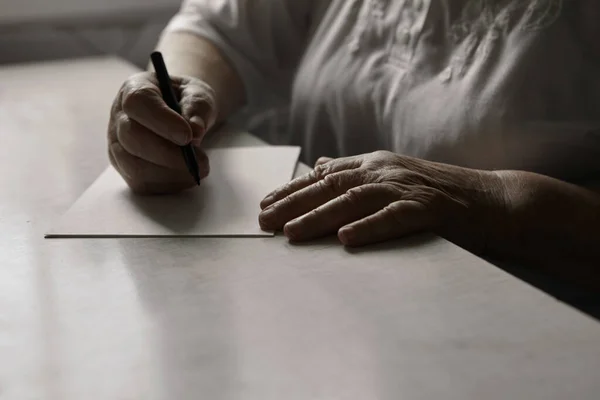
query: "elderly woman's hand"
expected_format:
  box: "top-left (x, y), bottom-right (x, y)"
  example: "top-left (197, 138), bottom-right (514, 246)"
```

top-left (259, 151), bottom-right (507, 250)
top-left (107, 71), bottom-right (218, 194)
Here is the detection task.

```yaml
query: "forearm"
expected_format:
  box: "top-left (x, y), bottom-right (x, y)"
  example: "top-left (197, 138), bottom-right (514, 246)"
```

top-left (489, 170), bottom-right (600, 288)
top-left (153, 31), bottom-right (246, 124)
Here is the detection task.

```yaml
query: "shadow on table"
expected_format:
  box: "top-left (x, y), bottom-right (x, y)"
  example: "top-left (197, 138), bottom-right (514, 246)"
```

top-left (286, 232), bottom-right (436, 251)
top-left (483, 258), bottom-right (600, 322)
top-left (344, 233), bottom-right (439, 255)
top-left (125, 190), bottom-right (203, 233)
top-left (290, 233), bottom-right (600, 322)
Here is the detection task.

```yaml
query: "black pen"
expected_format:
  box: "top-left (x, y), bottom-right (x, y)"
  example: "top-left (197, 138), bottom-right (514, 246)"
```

top-left (150, 51), bottom-right (201, 185)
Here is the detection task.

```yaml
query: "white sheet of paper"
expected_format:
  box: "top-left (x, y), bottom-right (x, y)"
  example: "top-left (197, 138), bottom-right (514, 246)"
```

top-left (46, 146), bottom-right (301, 238)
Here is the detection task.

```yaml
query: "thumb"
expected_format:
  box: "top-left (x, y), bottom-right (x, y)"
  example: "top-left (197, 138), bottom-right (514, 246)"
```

top-left (179, 78), bottom-right (218, 142)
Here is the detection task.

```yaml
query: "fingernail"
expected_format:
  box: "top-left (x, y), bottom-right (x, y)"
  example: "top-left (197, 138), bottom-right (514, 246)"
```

top-left (283, 222), bottom-right (299, 242)
top-left (189, 116), bottom-right (206, 138)
top-left (338, 227), bottom-right (356, 245)
top-left (259, 207), bottom-right (274, 225)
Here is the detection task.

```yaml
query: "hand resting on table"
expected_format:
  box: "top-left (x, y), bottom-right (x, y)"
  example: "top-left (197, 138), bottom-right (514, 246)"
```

top-left (259, 151), bottom-right (506, 252)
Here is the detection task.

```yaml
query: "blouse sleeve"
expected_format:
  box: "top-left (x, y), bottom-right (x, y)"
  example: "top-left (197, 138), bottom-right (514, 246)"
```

top-left (164, 0), bottom-right (320, 112)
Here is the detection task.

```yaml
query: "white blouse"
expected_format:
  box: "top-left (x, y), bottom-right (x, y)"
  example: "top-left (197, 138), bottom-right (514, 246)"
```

top-left (165, 0), bottom-right (600, 182)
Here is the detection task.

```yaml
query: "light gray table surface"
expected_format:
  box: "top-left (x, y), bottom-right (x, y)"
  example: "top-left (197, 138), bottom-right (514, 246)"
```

top-left (1, 56), bottom-right (600, 400)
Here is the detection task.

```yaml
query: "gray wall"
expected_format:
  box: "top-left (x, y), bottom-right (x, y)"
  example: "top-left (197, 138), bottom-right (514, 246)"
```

top-left (0, 0), bottom-right (283, 138)
top-left (0, 0), bottom-right (181, 67)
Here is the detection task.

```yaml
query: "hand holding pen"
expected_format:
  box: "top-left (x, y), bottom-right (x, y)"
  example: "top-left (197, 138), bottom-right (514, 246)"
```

top-left (107, 52), bottom-right (218, 194)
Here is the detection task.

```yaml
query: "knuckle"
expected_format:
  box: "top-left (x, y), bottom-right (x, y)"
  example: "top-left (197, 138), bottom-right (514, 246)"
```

top-left (122, 86), bottom-right (155, 112)
top-left (319, 170), bottom-right (367, 195)
top-left (116, 112), bottom-right (132, 131)
top-left (185, 79), bottom-right (216, 98)
top-left (180, 93), bottom-right (207, 110)
top-left (180, 87), bottom-right (215, 109)
top-left (109, 139), bottom-right (125, 160)
top-left (372, 150), bottom-right (393, 159)
top-left (119, 72), bottom-right (152, 95)
top-left (280, 193), bottom-right (296, 207)
top-left (181, 88), bottom-right (213, 105)
top-left (180, 93), bottom-right (217, 126)
top-left (315, 156), bottom-right (332, 167)
top-left (384, 201), bottom-right (402, 213)
top-left (344, 186), bottom-right (366, 204)
top-left (127, 72), bottom-right (155, 89)
top-left (382, 202), bottom-right (404, 224)
top-left (367, 150), bottom-right (397, 169)
top-left (320, 173), bottom-right (341, 194)
top-left (115, 115), bottom-right (134, 147)
top-left (122, 72), bottom-right (148, 85)
top-left (312, 164), bottom-right (330, 180)
top-left (266, 186), bottom-right (291, 207)
top-left (275, 183), bottom-right (293, 199)
top-left (267, 189), bottom-right (283, 203)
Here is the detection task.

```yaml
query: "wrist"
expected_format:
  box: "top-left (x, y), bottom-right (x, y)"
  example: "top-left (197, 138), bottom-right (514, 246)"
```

top-left (486, 169), bottom-right (600, 262)
top-left (466, 170), bottom-right (514, 255)
top-left (482, 170), bottom-right (525, 255)
top-left (433, 167), bottom-right (510, 256)
top-left (154, 31), bottom-right (246, 123)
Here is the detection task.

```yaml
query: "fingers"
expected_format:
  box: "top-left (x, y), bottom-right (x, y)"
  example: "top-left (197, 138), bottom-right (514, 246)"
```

top-left (260, 156), bottom-right (362, 209)
top-left (116, 115), bottom-right (207, 172)
top-left (259, 168), bottom-right (370, 230)
top-left (180, 81), bottom-right (217, 141)
top-left (338, 200), bottom-right (434, 246)
top-left (120, 73), bottom-right (218, 146)
top-left (283, 184), bottom-right (400, 242)
top-left (121, 75), bottom-right (193, 145)
top-left (109, 141), bottom-right (208, 194)
top-left (109, 72), bottom-right (219, 195)
top-left (314, 156), bottom-right (333, 167)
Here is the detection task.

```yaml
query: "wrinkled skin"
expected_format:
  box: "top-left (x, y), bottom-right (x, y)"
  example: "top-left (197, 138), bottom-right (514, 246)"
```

top-left (107, 71), bottom-right (217, 194)
top-left (259, 151), bottom-right (507, 251)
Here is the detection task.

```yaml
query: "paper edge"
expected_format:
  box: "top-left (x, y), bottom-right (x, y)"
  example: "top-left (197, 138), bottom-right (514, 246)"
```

top-left (45, 145), bottom-right (301, 238)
